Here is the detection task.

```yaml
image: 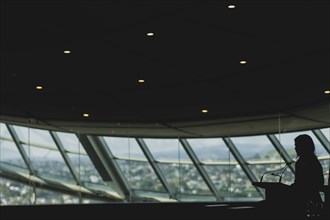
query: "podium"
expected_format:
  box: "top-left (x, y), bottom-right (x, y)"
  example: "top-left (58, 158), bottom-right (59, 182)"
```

top-left (253, 182), bottom-right (329, 218)
top-left (252, 182), bottom-right (289, 204)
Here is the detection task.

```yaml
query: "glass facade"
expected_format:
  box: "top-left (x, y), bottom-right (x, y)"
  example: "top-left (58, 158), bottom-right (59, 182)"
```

top-left (1, 122), bottom-right (329, 205)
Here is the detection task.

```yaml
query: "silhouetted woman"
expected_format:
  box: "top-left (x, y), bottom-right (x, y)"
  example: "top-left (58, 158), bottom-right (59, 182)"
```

top-left (257, 134), bottom-right (324, 218)
top-left (290, 134), bottom-right (324, 212)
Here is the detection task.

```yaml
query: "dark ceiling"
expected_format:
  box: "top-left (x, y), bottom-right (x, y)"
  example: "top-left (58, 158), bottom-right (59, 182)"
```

top-left (0, 0), bottom-right (329, 137)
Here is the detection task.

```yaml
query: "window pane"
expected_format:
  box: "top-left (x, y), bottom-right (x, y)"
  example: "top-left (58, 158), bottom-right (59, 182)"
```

top-left (67, 153), bottom-right (105, 185)
top-left (12, 126), bottom-right (57, 149)
top-left (116, 160), bottom-right (165, 192)
top-left (231, 135), bottom-right (292, 184)
top-left (11, 126), bottom-right (76, 181)
top-left (0, 177), bottom-right (33, 205)
top-left (188, 137), bottom-right (261, 200)
top-left (232, 135), bottom-right (282, 161)
top-left (178, 163), bottom-right (212, 195)
top-left (22, 144), bottom-right (74, 183)
top-left (204, 164), bottom-right (262, 201)
top-left (158, 163), bottom-right (212, 198)
top-left (103, 137), bottom-right (145, 159)
top-left (55, 132), bottom-right (105, 185)
top-left (56, 132), bottom-right (87, 154)
top-left (1, 123), bottom-right (27, 168)
top-left (187, 138), bottom-right (229, 162)
top-left (276, 131), bottom-right (329, 159)
top-left (321, 128), bottom-right (330, 141)
top-left (320, 159), bottom-right (330, 185)
top-left (143, 138), bottom-right (213, 199)
top-left (0, 123), bottom-right (12, 139)
top-left (36, 188), bottom-right (79, 204)
top-left (104, 137), bottom-right (167, 193)
top-left (0, 140), bottom-right (27, 168)
top-left (144, 138), bottom-right (189, 161)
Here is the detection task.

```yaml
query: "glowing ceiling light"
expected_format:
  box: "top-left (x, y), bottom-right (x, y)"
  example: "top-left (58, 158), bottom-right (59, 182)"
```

top-left (324, 90), bottom-right (330, 94)
top-left (240, 60), bottom-right (247, 64)
top-left (36, 85), bottom-right (43, 90)
top-left (64, 50), bottom-right (71, 54)
top-left (147, 32), bottom-right (154, 36)
top-left (202, 109), bottom-right (208, 113)
top-left (228, 5), bottom-right (236, 9)
top-left (138, 79), bottom-right (145, 83)
top-left (83, 113), bottom-right (90, 117)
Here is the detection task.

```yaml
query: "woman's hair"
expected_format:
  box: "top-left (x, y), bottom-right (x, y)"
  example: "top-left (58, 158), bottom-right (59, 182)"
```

top-left (294, 134), bottom-right (315, 154)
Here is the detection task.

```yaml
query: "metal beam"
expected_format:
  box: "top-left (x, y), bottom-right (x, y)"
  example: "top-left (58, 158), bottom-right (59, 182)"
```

top-left (267, 134), bottom-right (295, 173)
top-left (136, 138), bottom-right (175, 199)
top-left (6, 124), bottom-right (35, 175)
top-left (49, 131), bottom-right (81, 185)
top-left (179, 138), bottom-right (222, 201)
top-left (76, 134), bottom-right (112, 181)
top-left (88, 135), bottom-right (131, 200)
top-left (222, 137), bottom-right (264, 197)
top-left (312, 129), bottom-right (330, 154)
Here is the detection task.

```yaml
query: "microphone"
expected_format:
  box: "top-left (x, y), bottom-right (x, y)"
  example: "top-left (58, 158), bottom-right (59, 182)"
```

top-left (276, 161), bottom-right (294, 183)
top-left (260, 160), bottom-right (294, 182)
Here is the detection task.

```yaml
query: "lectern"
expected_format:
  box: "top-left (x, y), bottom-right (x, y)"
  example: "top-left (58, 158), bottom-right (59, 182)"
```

top-left (252, 182), bottom-right (289, 204)
top-left (253, 161), bottom-right (293, 204)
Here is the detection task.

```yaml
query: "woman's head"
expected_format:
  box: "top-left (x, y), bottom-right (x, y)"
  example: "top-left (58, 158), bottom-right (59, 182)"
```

top-left (294, 134), bottom-right (315, 156)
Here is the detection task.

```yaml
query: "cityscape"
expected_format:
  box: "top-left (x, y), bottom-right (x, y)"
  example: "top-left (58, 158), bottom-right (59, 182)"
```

top-left (2, 151), bottom-right (328, 205)
top-left (1, 127), bottom-right (329, 205)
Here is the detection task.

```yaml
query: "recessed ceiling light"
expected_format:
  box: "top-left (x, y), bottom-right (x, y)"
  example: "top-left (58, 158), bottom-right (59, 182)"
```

top-left (36, 85), bottom-right (43, 90)
top-left (138, 79), bottom-right (145, 83)
top-left (202, 109), bottom-right (208, 113)
top-left (240, 60), bottom-right (247, 64)
top-left (228, 5), bottom-right (236, 9)
top-left (83, 113), bottom-right (90, 117)
top-left (64, 50), bottom-right (71, 54)
top-left (147, 32), bottom-right (154, 36)
top-left (324, 90), bottom-right (330, 94)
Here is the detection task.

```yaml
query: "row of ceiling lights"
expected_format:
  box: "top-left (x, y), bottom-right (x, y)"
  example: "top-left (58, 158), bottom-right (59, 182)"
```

top-left (37, 45), bottom-right (245, 118)
top-left (35, 44), bottom-right (330, 118)
top-left (37, 15), bottom-right (247, 118)
top-left (61, 47), bottom-right (248, 85)
top-left (40, 49), bottom-right (330, 93)
top-left (34, 3), bottom-right (329, 118)
top-left (60, 3), bottom-right (238, 92)
top-left (36, 46), bottom-right (214, 118)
